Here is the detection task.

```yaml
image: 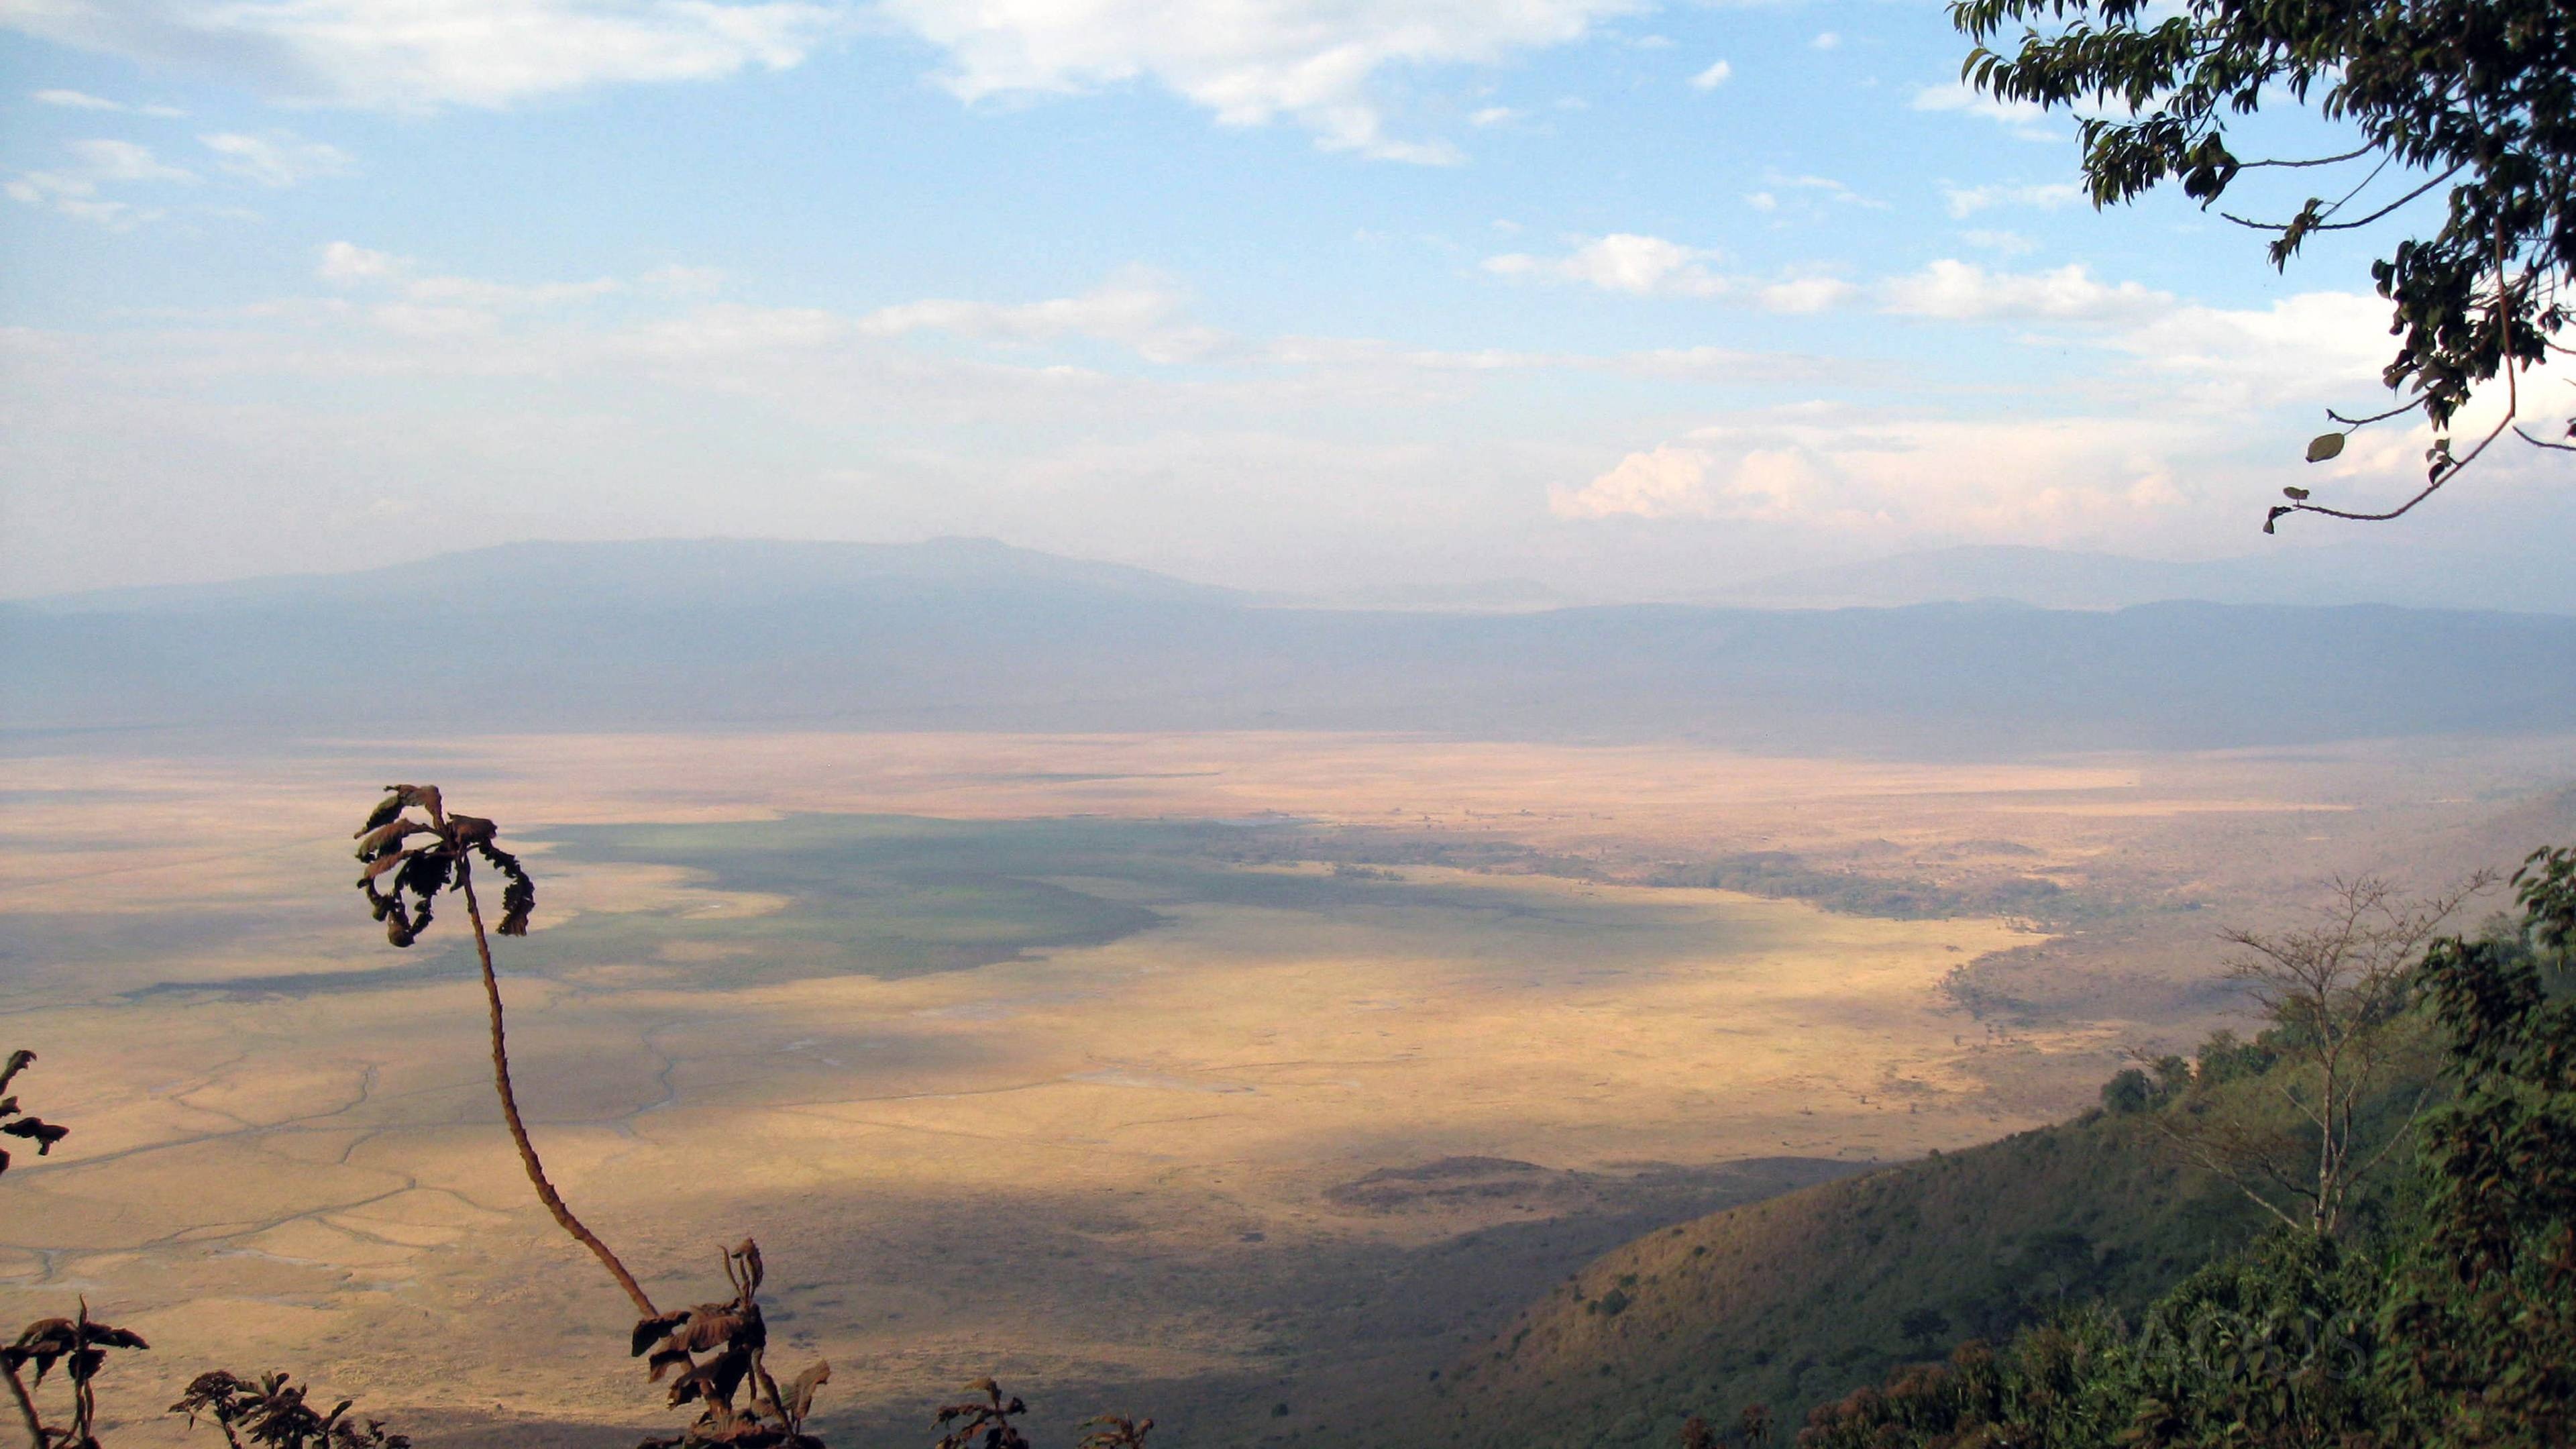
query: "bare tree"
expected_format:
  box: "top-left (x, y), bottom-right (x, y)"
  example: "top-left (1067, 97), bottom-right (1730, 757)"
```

top-left (2154, 873), bottom-right (2490, 1236)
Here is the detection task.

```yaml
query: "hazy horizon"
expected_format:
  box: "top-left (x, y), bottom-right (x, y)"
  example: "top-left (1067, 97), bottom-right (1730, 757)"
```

top-left (12, 532), bottom-right (2576, 617)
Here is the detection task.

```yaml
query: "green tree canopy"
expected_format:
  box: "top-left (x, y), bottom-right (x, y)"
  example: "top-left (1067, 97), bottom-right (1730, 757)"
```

top-left (1951, 0), bottom-right (2575, 528)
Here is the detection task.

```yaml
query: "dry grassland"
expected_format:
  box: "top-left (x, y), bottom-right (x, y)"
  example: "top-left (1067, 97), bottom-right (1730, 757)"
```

top-left (3, 731), bottom-right (2571, 1446)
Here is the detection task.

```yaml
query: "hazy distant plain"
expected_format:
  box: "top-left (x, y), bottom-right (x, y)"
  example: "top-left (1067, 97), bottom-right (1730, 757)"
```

top-left (4, 731), bottom-right (2572, 1446)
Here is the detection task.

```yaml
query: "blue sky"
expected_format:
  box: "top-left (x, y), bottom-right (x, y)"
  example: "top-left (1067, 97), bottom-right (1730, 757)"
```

top-left (2, 0), bottom-right (2567, 600)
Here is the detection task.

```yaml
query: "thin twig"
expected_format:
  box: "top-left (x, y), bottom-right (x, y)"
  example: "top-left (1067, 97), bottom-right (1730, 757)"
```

top-left (2284, 238), bottom-right (2524, 526)
top-left (2236, 144), bottom-right (2377, 170)
top-left (2326, 396), bottom-right (2428, 428)
top-left (2221, 162), bottom-right (2465, 233)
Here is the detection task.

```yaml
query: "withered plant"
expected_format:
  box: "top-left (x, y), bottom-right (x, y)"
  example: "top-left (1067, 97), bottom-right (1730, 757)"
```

top-left (3, 1303), bottom-right (148, 1449)
top-left (1071, 1414), bottom-right (1150, 1449)
top-left (356, 786), bottom-right (833, 1447)
top-left (352, 784), bottom-right (653, 1316)
top-left (2, 1049), bottom-right (136, 1449)
top-left (631, 1240), bottom-right (830, 1449)
top-left (0, 1050), bottom-right (69, 1178)
top-left (3, 1051), bottom-right (405, 1449)
top-left (931, 1381), bottom-right (1029, 1449)
top-left (168, 1373), bottom-right (410, 1449)
top-left (352, 785), bottom-right (1165, 1449)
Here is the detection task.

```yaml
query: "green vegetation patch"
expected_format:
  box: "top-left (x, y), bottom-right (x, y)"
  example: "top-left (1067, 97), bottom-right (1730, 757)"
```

top-left (514, 812), bottom-right (1586, 986)
top-left (1660, 852), bottom-right (2070, 922)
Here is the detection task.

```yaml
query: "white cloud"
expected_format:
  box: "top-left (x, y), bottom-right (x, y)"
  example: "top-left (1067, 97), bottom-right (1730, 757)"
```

top-left (1554, 413), bottom-right (2197, 537)
top-left (200, 131), bottom-right (356, 186)
top-left (1811, 31), bottom-right (1839, 50)
top-left (3, 0), bottom-right (845, 109)
top-left (1760, 276), bottom-right (1856, 313)
top-left (1468, 105), bottom-right (1517, 126)
top-left (2, 185), bottom-right (151, 227)
top-left (1552, 445), bottom-right (1733, 519)
top-left (1911, 81), bottom-right (2064, 141)
top-left (319, 241), bottom-right (405, 282)
top-left (1486, 233), bottom-right (1727, 298)
top-left (1880, 259), bottom-right (2169, 323)
top-left (5, 138), bottom-right (193, 224)
top-left (641, 263), bottom-right (729, 294)
top-left (369, 302), bottom-right (502, 339)
top-left (1943, 180), bottom-right (2085, 217)
top-left (1768, 170), bottom-right (1880, 209)
top-left (1959, 228), bottom-right (2036, 255)
top-left (1737, 171), bottom-right (1885, 219)
top-left (2108, 290), bottom-right (2393, 404)
top-left (62, 138), bottom-right (190, 182)
top-left (1611, 346), bottom-right (1848, 384)
top-left (30, 87), bottom-right (184, 115)
top-left (1688, 58), bottom-right (1731, 90)
top-left (308, 246), bottom-right (1227, 363)
top-left (409, 273), bottom-right (625, 308)
top-left (616, 302), bottom-right (850, 362)
top-left (1483, 238), bottom-right (1864, 313)
top-left (316, 241), bottom-right (622, 317)
top-left (24, 235), bottom-right (2492, 598)
top-left (857, 269), bottom-right (1224, 362)
top-left (873, 0), bottom-right (1638, 162)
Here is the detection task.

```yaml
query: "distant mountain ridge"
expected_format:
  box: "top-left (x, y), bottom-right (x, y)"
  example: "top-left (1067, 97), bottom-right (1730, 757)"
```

top-left (17, 537), bottom-right (1236, 615)
top-left (7, 538), bottom-right (2575, 756)
top-left (1715, 543), bottom-right (2576, 614)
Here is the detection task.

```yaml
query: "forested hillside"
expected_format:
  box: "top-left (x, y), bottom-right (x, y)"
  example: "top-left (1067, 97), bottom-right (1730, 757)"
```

top-left (1419, 1089), bottom-right (2268, 1446)
top-left (1419, 855), bottom-right (2576, 1449)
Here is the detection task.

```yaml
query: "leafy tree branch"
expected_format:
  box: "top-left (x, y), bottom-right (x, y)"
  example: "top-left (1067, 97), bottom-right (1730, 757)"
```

top-left (1951, 0), bottom-right (2575, 526)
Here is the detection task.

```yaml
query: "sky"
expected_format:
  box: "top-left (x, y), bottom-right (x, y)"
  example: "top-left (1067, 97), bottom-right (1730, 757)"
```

top-left (1, 0), bottom-right (2569, 602)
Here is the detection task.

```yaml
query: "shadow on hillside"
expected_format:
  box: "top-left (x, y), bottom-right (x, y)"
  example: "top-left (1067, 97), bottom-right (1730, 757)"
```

top-left (388, 1157), bottom-right (1865, 1449)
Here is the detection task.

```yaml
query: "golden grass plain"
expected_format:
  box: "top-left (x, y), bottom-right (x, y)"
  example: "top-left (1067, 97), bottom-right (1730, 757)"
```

top-left (4, 730), bottom-right (2572, 1447)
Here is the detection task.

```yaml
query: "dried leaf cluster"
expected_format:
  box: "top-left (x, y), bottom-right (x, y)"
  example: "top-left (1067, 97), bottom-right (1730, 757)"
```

top-left (1072, 1413), bottom-right (1152, 1449)
top-left (932, 1380), bottom-right (1030, 1449)
top-left (1, 1057), bottom-right (127, 1449)
top-left (0, 1049), bottom-right (69, 1177)
top-left (633, 1240), bottom-right (830, 1449)
top-left (3, 1304), bottom-right (147, 1449)
top-left (167, 1373), bottom-right (410, 1449)
top-left (354, 785), bottom-right (533, 947)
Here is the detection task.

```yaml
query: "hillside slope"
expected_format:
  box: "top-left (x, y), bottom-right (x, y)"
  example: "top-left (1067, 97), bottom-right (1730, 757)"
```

top-left (1411, 1110), bottom-right (2267, 1449)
